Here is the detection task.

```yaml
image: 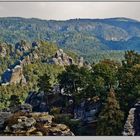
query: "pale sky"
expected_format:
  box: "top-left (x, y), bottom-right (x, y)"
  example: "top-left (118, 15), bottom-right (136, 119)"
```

top-left (0, 2), bottom-right (140, 21)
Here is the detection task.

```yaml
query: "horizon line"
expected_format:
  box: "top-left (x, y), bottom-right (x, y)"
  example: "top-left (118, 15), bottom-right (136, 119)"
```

top-left (0, 16), bottom-right (140, 22)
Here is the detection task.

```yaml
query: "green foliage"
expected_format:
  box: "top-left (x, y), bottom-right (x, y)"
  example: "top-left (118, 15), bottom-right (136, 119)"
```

top-left (9, 95), bottom-right (21, 108)
top-left (53, 114), bottom-right (73, 124)
top-left (117, 51), bottom-right (140, 113)
top-left (83, 50), bottom-right (125, 63)
top-left (0, 17), bottom-right (140, 63)
top-left (0, 40), bottom-right (64, 110)
top-left (37, 74), bottom-right (52, 93)
top-left (92, 60), bottom-right (119, 88)
top-left (0, 84), bottom-right (30, 110)
top-left (0, 35), bottom-right (139, 136)
top-left (50, 107), bottom-right (61, 115)
top-left (96, 88), bottom-right (124, 136)
top-left (81, 59), bottom-right (119, 101)
top-left (58, 65), bottom-right (91, 99)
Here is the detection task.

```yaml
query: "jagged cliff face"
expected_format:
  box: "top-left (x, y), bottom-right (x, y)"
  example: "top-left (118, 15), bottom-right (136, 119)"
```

top-left (123, 101), bottom-right (140, 136)
top-left (0, 40), bottom-right (91, 85)
top-left (1, 41), bottom-right (39, 85)
top-left (49, 49), bottom-right (91, 69)
top-left (1, 65), bottom-right (26, 85)
top-left (49, 49), bottom-right (74, 66)
top-left (9, 65), bottom-right (26, 84)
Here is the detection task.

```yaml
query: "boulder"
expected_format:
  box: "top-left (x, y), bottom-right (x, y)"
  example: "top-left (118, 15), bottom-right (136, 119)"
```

top-left (31, 112), bottom-right (54, 124)
top-left (48, 123), bottom-right (74, 136)
top-left (10, 104), bottom-right (32, 113)
top-left (25, 92), bottom-right (50, 112)
top-left (0, 108), bottom-right (74, 136)
top-left (11, 116), bottom-right (36, 130)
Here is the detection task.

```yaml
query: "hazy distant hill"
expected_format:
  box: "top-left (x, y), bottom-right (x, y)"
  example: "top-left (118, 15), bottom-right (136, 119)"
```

top-left (0, 17), bottom-right (140, 57)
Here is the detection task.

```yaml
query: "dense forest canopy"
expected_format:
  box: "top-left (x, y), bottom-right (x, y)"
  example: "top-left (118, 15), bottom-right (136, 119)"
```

top-left (0, 17), bottom-right (140, 62)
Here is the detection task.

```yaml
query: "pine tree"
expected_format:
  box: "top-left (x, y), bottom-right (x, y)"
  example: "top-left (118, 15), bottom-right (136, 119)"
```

top-left (96, 88), bottom-right (124, 136)
top-left (37, 74), bottom-right (52, 105)
top-left (9, 95), bottom-right (21, 108)
top-left (38, 74), bottom-right (52, 93)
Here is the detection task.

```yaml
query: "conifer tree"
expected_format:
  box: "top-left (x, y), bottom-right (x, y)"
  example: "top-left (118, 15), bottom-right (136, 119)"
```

top-left (9, 95), bottom-right (21, 108)
top-left (37, 74), bottom-right (52, 105)
top-left (96, 88), bottom-right (124, 136)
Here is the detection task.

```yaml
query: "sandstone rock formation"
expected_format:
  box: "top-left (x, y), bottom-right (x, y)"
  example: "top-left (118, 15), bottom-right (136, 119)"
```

top-left (10, 65), bottom-right (26, 84)
top-left (123, 101), bottom-right (140, 136)
top-left (49, 49), bottom-right (74, 66)
top-left (1, 65), bottom-right (26, 85)
top-left (78, 57), bottom-right (84, 67)
top-left (15, 40), bottom-right (31, 53)
top-left (9, 104), bottom-right (33, 114)
top-left (49, 49), bottom-right (92, 69)
top-left (123, 108), bottom-right (135, 136)
top-left (0, 43), bottom-right (7, 57)
top-left (0, 104), bottom-right (74, 136)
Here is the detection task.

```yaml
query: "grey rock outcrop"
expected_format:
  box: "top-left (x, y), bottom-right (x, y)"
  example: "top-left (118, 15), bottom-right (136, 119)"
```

top-left (10, 65), bottom-right (26, 84)
top-left (74, 98), bottom-right (101, 123)
top-left (49, 49), bottom-right (74, 66)
top-left (123, 108), bottom-right (135, 136)
top-left (25, 91), bottom-right (51, 112)
top-left (123, 101), bottom-right (140, 136)
top-left (0, 105), bottom-right (74, 136)
top-left (78, 57), bottom-right (84, 67)
top-left (1, 65), bottom-right (26, 85)
top-left (9, 104), bottom-right (33, 114)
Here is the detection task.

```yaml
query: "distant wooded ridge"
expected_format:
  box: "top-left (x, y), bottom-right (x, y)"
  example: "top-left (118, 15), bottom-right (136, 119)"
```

top-left (0, 17), bottom-right (140, 62)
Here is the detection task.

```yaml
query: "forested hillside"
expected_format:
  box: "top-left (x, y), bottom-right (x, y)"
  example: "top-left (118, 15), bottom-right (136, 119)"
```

top-left (0, 17), bottom-right (140, 62)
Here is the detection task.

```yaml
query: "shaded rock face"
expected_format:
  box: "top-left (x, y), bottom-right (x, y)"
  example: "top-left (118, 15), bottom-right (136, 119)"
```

top-left (49, 49), bottom-right (74, 66)
top-left (0, 104), bottom-right (74, 136)
top-left (74, 98), bottom-right (101, 123)
top-left (1, 69), bottom-right (12, 84)
top-left (25, 91), bottom-right (50, 112)
top-left (1, 65), bottom-right (26, 85)
top-left (25, 88), bottom-right (68, 113)
top-left (25, 90), bottom-right (101, 124)
top-left (123, 101), bottom-right (140, 136)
